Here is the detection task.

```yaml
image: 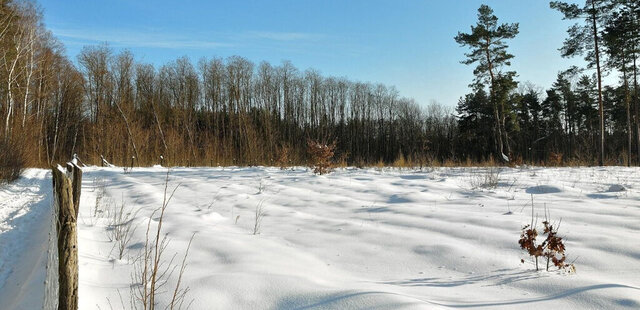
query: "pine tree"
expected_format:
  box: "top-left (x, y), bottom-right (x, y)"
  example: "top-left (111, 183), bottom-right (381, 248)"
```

top-left (541, 88), bottom-right (564, 155)
top-left (455, 4), bottom-right (519, 162)
top-left (575, 75), bottom-right (599, 158)
top-left (522, 89), bottom-right (543, 162)
top-left (552, 74), bottom-right (578, 158)
top-left (615, 0), bottom-right (640, 166)
top-left (603, 9), bottom-right (635, 165)
top-left (551, 0), bottom-right (613, 165)
top-left (456, 86), bottom-right (493, 160)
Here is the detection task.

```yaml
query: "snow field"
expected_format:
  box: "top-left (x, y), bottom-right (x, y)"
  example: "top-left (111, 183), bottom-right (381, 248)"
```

top-left (1, 166), bottom-right (639, 309)
top-left (76, 166), bottom-right (640, 309)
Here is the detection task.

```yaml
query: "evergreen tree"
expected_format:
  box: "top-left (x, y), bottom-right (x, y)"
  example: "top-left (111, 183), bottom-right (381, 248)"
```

top-left (455, 4), bottom-right (519, 162)
top-left (552, 74), bottom-right (578, 157)
top-left (603, 9), bottom-right (635, 165)
top-left (615, 0), bottom-right (640, 164)
top-left (522, 89), bottom-right (543, 161)
top-left (575, 75), bottom-right (599, 158)
top-left (541, 89), bottom-right (564, 148)
top-left (551, 0), bottom-right (613, 165)
top-left (456, 86), bottom-right (493, 160)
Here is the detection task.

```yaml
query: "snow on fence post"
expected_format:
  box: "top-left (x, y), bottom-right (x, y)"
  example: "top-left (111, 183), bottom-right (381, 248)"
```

top-left (66, 163), bottom-right (82, 218)
top-left (51, 162), bottom-right (82, 310)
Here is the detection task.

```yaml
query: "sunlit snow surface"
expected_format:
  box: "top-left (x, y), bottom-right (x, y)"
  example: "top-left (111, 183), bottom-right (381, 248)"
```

top-left (1, 166), bottom-right (639, 309)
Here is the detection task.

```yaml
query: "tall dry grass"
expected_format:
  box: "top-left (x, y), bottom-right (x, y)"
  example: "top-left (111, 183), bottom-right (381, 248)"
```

top-left (0, 138), bottom-right (25, 184)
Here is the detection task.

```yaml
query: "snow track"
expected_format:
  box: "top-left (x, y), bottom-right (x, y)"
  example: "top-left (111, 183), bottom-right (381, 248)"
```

top-left (0, 169), bottom-right (52, 310)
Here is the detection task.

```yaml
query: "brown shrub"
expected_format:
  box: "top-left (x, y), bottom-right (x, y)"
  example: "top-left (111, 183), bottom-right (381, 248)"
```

top-left (392, 151), bottom-right (408, 167)
top-left (0, 138), bottom-right (25, 184)
top-left (542, 220), bottom-right (572, 272)
top-left (519, 223), bottom-right (543, 271)
top-left (549, 152), bottom-right (563, 166)
top-left (511, 155), bottom-right (524, 167)
top-left (334, 151), bottom-right (350, 168)
top-left (307, 139), bottom-right (336, 175)
top-left (519, 199), bottom-right (575, 273)
top-left (276, 145), bottom-right (292, 169)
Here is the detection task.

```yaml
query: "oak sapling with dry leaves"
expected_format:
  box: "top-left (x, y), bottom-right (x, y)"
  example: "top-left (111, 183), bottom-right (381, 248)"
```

top-left (307, 139), bottom-right (336, 175)
top-left (519, 223), bottom-right (543, 271)
top-left (541, 218), bottom-right (575, 273)
top-left (519, 197), bottom-right (575, 273)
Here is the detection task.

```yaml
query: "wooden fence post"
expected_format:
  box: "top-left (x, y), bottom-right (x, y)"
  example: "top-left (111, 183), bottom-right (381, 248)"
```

top-left (52, 163), bottom-right (82, 310)
top-left (66, 163), bottom-right (82, 217)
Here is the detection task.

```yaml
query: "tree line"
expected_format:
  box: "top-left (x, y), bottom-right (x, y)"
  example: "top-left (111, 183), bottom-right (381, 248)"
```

top-left (456, 1), bottom-right (640, 166)
top-left (1, 0), bottom-right (639, 168)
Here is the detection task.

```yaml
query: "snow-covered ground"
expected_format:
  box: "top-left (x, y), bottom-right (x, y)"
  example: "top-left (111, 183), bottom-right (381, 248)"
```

top-left (1, 166), bottom-right (639, 309)
top-left (0, 169), bottom-right (53, 310)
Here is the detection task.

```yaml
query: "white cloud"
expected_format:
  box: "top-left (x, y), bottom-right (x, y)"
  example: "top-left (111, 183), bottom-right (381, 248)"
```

top-left (248, 31), bottom-right (324, 41)
top-left (51, 28), bottom-right (234, 49)
top-left (51, 28), bottom-right (327, 50)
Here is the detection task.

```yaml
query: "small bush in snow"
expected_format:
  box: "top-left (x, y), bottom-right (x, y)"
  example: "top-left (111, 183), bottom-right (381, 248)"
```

top-left (518, 223), bottom-right (543, 271)
top-left (307, 139), bottom-right (336, 175)
top-left (541, 220), bottom-right (574, 272)
top-left (519, 198), bottom-right (575, 273)
top-left (257, 179), bottom-right (266, 194)
top-left (548, 152), bottom-right (563, 166)
top-left (468, 167), bottom-right (500, 189)
top-left (392, 151), bottom-right (408, 167)
top-left (276, 145), bottom-right (292, 169)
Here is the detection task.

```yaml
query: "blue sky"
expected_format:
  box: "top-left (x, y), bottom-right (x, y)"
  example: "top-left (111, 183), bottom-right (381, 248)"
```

top-left (39, 0), bottom-right (584, 108)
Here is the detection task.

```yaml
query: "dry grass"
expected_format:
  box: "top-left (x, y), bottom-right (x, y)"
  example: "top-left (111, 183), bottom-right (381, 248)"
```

top-left (107, 197), bottom-right (139, 260)
top-left (392, 152), bottom-right (408, 167)
top-left (0, 138), bottom-right (25, 184)
top-left (467, 167), bottom-right (501, 189)
top-left (253, 200), bottom-right (266, 235)
top-left (132, 170), bottom-right (193, 310)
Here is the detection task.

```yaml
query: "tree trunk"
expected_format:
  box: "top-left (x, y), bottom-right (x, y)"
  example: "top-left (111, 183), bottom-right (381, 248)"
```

top-left (623, 52), bottom-right (632, 167)
top-left (592, 1), bottom-right (605, 166)
top-left (632, 48), bottom-right (639, 166)
top-left (485, 45), bottom-right (506, 162)
top-left (114, 101), bottom-right (140, 160)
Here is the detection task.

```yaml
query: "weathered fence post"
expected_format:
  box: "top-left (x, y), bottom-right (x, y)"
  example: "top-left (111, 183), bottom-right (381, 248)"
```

top-left (66, 163), bottom-right (82, 217)
top-left (52, 162), bottom-right (82, 310)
